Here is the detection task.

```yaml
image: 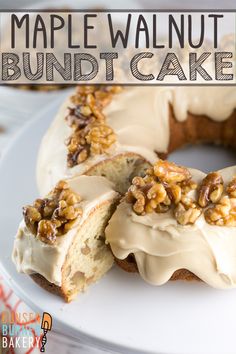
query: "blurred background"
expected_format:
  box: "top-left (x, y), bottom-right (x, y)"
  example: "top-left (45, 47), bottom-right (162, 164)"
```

top-left (0, 0), bottom-right (235, 9)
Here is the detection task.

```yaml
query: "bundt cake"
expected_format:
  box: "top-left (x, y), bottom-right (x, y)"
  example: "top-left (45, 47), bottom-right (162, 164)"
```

top-left (12, 175), bottom-right (120, 302)
top-left (37, 86), bottom-right (236, 197)
top-left (13, 84), bottom-right (236, 301)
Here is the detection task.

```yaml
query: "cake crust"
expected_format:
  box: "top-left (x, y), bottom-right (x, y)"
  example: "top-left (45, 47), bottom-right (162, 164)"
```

top-left (168, 105), bottom-right (236, 152)
top-left (114, 257), bottom-right (200, 282)
top-left (30, 273), bottom-right (66, 298)
top-left (31, 266), bottom-right (200, 301)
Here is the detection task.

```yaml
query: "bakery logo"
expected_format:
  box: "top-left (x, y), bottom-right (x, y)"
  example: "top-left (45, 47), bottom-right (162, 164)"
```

top-left (40, 312), bottom-right (52, 352)
top-left (0, 10), bottom-right (235, 85)
top-left (0, 311), bottom-right (52, 351)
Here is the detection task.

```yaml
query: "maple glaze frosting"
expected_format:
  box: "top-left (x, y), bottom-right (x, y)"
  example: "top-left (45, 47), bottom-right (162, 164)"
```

top-left (12, 175), bottom-right (118, 286)
top-left (37, 86), bottom-right (236, 195)
top-left (106, 166), bottom-right (236, 289)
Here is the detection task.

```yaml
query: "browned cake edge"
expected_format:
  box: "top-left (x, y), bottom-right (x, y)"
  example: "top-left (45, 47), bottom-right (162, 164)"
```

top-left (114, 257), bottom-right (200, 282)
top-left (30, 273), bottom-right (68, 299)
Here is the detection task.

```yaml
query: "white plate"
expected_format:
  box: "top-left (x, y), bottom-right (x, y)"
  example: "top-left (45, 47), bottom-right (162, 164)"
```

top-left (1, 98), bottom-right (236, 354)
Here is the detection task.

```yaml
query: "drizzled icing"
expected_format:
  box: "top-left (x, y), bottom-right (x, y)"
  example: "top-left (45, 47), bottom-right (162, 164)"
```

top-left (106, 167), bottom-right (236, 289)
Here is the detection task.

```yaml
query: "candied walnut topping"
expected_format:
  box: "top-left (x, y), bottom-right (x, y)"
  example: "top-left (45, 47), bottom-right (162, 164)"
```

top-left (203, 176), bottom-right (236, 226)
top-left (198, 172), bottom-right (224, 207)
top-left (86, 123), bottom-right (116, 155)
top-left (153, 159), bottom-right (191, 184)
top-left (127, 160), bottom-right (236, 228)
top-left (126, 160), bottom-right (199, 223)
top-left (126, 177), bottom-right (169, 215)
top-left (226, 177), bottom-right (236, 198)
top-left (23, 181), bottom-right (83, 244)
top-left (65, 86), bottom-right (122, 167)
top-left (204, 195), bottom-right (236, 226)
top-left (174, 196), bottom-right (202, 225)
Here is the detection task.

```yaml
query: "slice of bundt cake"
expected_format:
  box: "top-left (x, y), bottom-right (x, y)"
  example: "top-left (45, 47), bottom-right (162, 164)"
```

top-left (12, 175), bottom-right (120, 302)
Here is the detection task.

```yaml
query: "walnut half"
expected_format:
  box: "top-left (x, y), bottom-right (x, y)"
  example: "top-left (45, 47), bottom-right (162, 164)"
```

top-left (226, 176), bottom-right (236, 198)
top-left (204, 176), bottom-right (236, 226)
top-left (153, 159), bottom-right (191, 184)
top-left (198, 172), bottom-right (224, 208)
top-left (204, 195), bottom-right (236, 226)
top-left (174, 196), bottom-right (202, 225)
